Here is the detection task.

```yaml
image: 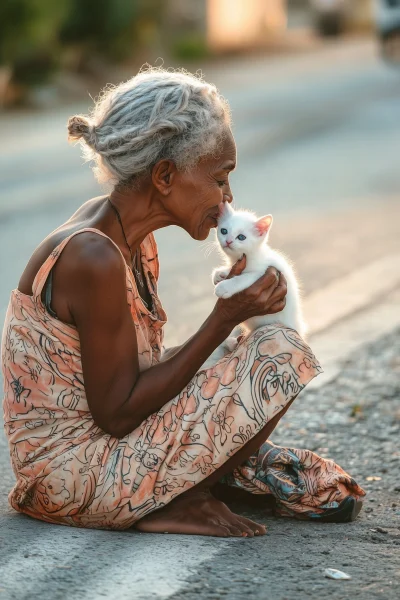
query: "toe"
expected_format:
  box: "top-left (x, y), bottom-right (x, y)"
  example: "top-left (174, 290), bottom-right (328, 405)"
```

top-left (210, 523), bottom-right (233, 537)
top-left (215, 518), bottom-right (244, 538)
top-left (235, 521), bottom-right (255, 538)
top-left (239, 516), bottom-right (267, 536)
top-left (228, 525), bottom-right (247, 537)
top-left (224, 515), bottom-right (255, 538)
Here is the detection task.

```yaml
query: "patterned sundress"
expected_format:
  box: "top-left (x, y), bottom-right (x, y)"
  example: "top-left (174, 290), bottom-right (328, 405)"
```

top-left (1, 228), bottom-right (365, 529)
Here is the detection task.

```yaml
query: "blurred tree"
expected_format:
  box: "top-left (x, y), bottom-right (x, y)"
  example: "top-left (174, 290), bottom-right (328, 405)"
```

top-left (0, 0), bottom-right (69, 84)
top-left (171, 34), bottom-right (209, 60)
top-left (0, 0), bottom-right (33, 65)
top-left (0, 0), bottom-right (165, 103)
top-left (60, 0), bottom-right (164, 67)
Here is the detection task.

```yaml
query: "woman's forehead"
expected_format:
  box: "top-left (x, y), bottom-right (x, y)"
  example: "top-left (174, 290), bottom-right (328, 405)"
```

top-left (212, 134), bottom-right (237, 170)
top-left (195, 129), bottom-right (236, 174)
top-left (221, 130), bottom-right (237, 158)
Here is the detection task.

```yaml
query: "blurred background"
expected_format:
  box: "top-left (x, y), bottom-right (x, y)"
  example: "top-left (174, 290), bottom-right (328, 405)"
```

top-left (0, 0), bottom-right (400, 348)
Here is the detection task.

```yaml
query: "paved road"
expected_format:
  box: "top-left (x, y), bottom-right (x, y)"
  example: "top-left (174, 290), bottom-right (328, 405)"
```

top-left (0, 38), bottom-right (399, 599)
top-left (1, 39), bottom-right (399, 345)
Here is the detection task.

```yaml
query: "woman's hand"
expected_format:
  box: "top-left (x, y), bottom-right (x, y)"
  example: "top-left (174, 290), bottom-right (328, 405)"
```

top-left (214, 255), bottom-right (287, 329)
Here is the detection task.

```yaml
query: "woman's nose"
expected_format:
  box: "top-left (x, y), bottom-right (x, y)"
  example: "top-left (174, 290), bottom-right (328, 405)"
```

top-left (223, 192), bottom-right (233, 203)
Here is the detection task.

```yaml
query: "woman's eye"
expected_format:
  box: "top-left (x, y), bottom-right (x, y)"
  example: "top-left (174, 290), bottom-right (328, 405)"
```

top-left (217, 180), bottom-right (227, 187)
top-left (220, 228), bottom-right (228, 235)
top-left (237, 234), bottom-right (246, 241)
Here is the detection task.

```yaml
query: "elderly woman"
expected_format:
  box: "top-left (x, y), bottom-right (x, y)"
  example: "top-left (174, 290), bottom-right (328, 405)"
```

top-left (2, 68), bottom-right (364, 535)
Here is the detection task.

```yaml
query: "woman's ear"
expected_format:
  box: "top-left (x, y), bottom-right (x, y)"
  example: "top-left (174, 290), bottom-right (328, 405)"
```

top-left (152, 159), bottom-right (177, 195)
top-left (254, 214), bottom-right (273, 237)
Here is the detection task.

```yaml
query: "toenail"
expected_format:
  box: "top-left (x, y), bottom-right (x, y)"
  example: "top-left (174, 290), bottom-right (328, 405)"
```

top-left (242, 532), bottom-right (248, 537)
top-left (255, 530), bottom-right (260, 535)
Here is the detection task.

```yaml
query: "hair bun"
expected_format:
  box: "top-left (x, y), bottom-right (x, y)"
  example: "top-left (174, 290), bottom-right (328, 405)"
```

top-left (67, 115), bottom-right (94, 144)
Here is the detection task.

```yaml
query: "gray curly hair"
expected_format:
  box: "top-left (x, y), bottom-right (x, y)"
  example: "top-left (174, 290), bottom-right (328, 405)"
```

top-left (67, 66), bottom-right (232, 187)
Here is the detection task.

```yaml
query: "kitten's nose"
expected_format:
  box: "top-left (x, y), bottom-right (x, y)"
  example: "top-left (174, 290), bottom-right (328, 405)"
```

top-left (225, 240), bottom-right (233, 247)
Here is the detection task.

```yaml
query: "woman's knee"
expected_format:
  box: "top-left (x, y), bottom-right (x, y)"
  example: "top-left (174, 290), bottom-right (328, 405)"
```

top-left (240, 324), bottom-right (321, 394)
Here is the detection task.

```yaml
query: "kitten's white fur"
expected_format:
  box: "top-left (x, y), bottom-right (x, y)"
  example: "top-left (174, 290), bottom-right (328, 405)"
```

top-left (201, 203), bottom-right (306, 369)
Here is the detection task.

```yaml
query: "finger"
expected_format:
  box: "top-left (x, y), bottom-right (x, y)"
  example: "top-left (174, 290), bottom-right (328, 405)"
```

top-left (277, 272), bottom-right (287, 288)
top-left (226, 254), bottom-right (246, 280)
top-left (255, 287), bottom-right (286, 315)
top-left (265, 266), bottom-right (280, 280)
top-left (253, 267), bottom-right (280, 292)
top-left (268, 283), bottom-right (288, 306)
top-left (268, 298), bottom-right (287, 314)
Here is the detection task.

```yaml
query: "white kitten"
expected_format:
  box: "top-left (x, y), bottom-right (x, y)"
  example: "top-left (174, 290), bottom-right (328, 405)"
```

top-left (201, 203), bottom-right (306, 370)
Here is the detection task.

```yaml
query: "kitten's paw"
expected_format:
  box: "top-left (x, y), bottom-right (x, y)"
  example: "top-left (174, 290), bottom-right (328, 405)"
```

top-left (212, 268), bottom-right (230, 285)
top-left (224, 336), bottom-right (238, 353)
top-left (215, 281), bottom-right (234, 299)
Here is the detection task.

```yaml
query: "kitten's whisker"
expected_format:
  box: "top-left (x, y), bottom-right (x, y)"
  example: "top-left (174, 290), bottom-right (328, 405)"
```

top-left (205, 245), bottom-right (217, 258)
top-left (200, 240), bottom-right (218, 258)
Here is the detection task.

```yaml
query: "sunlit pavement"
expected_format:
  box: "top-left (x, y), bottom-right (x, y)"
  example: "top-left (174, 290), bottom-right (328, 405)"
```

top-left (0, 37), bottom-right (399, 599)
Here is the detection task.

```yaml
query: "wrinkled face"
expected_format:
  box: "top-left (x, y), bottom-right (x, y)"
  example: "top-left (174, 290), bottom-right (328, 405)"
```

top-left (217, 204), bottom-right (273, 261)
top-left (161, 129), bottom-right (237, 241)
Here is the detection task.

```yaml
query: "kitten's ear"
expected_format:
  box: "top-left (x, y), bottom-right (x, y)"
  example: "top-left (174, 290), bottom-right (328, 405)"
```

top-left (255, 214), bottom-right (273, 237)
top-left (220, 201), bottom-right (234, 216)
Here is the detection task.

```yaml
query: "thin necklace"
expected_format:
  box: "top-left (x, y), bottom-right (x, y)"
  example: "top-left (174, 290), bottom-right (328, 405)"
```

top-left (107, 198), bottom-right (148, 304)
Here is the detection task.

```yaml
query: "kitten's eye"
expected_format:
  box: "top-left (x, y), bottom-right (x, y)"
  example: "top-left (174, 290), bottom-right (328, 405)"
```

top-left (220, 228), bottom-right (228, 235)
top-left (237, 234), bottom-right (246, 241)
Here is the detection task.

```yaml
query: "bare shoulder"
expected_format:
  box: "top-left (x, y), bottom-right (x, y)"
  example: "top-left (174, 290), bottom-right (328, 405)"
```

top-left (58, 231), bottom-right (126, 286)
top-left (56, 231), bottom-right (129, 325)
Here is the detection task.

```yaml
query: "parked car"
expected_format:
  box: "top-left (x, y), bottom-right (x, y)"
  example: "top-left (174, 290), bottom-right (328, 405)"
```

top-left (310, 0), bottom-right (347, 36)
top-left (375, 0), bottom-right (400, 61)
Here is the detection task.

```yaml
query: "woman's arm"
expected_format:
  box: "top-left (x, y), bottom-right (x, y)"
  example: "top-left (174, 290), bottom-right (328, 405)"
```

top-left (160, 345), bottom-right (182, 361)
top-left (62, 238), bottom-right (286, 438)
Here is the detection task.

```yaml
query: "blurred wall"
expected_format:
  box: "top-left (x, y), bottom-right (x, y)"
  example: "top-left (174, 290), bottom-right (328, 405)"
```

top-left (206, 0), bottom-right (287, 52)
top-left (348, 0), bottom-right (374, 30)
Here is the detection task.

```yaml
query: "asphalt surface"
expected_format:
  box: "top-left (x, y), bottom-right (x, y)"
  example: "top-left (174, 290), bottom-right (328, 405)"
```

top-left (1, 37), bottom-right (400, 599)
top-left (170, 329), bottom-right (400, 600)
top-left (1, 329), bottom-right (399, 600)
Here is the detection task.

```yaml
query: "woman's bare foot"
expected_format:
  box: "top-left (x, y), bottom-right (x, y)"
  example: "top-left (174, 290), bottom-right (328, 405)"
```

top-left (135, 488), bottom-right (267, 537)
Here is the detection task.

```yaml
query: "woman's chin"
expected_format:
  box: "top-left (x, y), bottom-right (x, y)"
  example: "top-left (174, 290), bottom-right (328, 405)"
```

top-left (197, 223), bottom-right (215, 241)
top-left (197, 230), bottom-right (212, 241)
top-left (184, 218), bottom-right (216, 241)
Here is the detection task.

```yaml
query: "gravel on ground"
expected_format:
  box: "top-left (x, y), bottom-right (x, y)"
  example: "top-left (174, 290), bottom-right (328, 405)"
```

top-left (170, 328), bottom-right (400, 600)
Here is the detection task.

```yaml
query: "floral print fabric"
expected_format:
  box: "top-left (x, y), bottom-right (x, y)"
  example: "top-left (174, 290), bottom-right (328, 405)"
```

top-left (1, 228), bottom-right (364, 530)
top-left (222, 441), bottom-right (366, 519)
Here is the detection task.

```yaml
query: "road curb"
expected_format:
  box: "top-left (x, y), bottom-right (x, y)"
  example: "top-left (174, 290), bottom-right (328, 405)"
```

top-left (308, 287), bottom-right (400, 390)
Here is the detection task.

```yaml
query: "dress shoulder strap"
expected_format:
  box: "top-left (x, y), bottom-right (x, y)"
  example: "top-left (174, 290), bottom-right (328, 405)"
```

top-left (32, 228), bottom-right (126, 299)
